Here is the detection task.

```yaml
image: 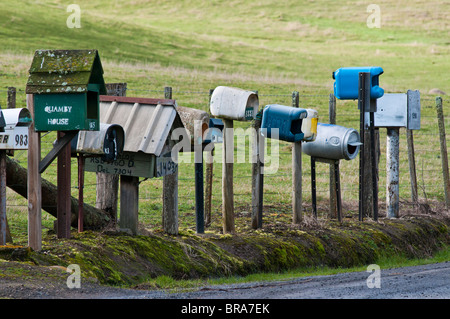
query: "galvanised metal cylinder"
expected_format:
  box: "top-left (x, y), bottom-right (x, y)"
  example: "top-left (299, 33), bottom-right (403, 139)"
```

top-left (302, 123), bottom-right (361, 160)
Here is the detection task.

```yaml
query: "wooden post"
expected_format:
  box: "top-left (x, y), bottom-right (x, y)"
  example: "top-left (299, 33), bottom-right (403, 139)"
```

top-left (78, 155), bottom-right (85, 232)
top-left (119, 176), bottom-right (139, 234)
top-left (292, 91), bottom-right (302, 224)
top-left (57, 131), bottom-right (71, 239)
top-left (328, 93), bottom-right (337, 219)
top-left (7, 87), bottom-right (16, 109)
top-left (162, 86), bottom-right (179, 235)
top-left (96, 83), bottom-right (126, 221)
top-left (195, 149), bottom-right (204, 234)
top-left (204, 89), bottom-right (214, 228)
top-left (27, 94), bottom-right (42, 251)
top-left (0, 150), bottom-right (7, 245)
top-left (251, 108), bottom-right (264, 229)
top-left (386, 128), bottom-right (400, 218)
top-left (406, 129), bottom-right (418, 205)
top-left (436, 96), bottom-right (450, 208)
top-left (222, 118), bottom-right (235, 233)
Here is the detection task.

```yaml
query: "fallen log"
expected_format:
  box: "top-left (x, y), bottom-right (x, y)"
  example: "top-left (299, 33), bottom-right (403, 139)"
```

top-left (6, 156), bottom-right (112, 230)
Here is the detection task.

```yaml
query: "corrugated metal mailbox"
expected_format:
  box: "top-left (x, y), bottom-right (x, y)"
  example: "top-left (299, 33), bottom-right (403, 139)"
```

top-left (0, 108), bottom-right (32, 150)
top-left (210, 86), bottom-right (258, 121)
top-left (333, 66), bottom-right (384, 100)
top-left (26, 49), bottom-right (106, 132)
top-left (74, 123), bottom-right (125, 162)
top-left (260, 104), bottom-right (318, 143)
top-left (84, 96), bottom-right (185, 178)
top-left (302, 123), bottom-right (362, 161)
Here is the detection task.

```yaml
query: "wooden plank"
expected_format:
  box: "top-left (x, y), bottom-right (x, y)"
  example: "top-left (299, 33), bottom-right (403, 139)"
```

top-left (57, 131), bottom-right (72, 239)
top-left (27, 94), bottom-right (42, 251)
top-left (251, 113), bottom-right (263, 229)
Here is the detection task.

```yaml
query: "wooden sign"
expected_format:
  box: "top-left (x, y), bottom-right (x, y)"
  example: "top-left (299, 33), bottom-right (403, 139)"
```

top-left (84, 151), bottom-right (177, 178)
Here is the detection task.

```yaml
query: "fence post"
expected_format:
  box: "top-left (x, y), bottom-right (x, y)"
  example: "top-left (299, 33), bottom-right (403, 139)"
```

top-left (27, 94), bottom-right (42, 251)
top-left (7, 87), bottom-right (16, 109)
top-left (436, 96), bottom-right (450, 208)
top-left (386, 128), bottom-right (400, 218)
top-left (162, 87), bottom-right (179, 235)
top-left (222, 118), bottom-right (235, 233)
top-left (251, 104), bottom-right (264, 229)
top-left (96, 83), bottom-right (127, 221)
top-left (204, 89), bottom-right (214, 227)
top-left (328, 93), bottom-right (337, 219)
top-left (292, 91), bottom-right (302, 224)
top-left (406, 129), bottom-right (418, 205)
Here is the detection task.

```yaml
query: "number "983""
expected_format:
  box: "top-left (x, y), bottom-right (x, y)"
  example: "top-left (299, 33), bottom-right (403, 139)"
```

top-left (15, 134), bottom-right (28, 146)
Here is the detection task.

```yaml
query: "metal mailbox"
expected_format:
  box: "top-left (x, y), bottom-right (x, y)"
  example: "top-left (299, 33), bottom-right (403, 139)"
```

top-left (364, 90), bottom-right (420, 129)
top-left (26, 49), bottom-right (106, 132)
top-left (83, 95), bottom-right (185, 178)
top-left (302, 123), bottom-right (362, 160)
top-left (260, 104), bottom-right (310, 143)
top-left (0, 108), bottom-right (32, 150)
top-left (210, 86), bottom-right (258, 121)
top-left (204, 118), bottom-right (224, 144)
top-left (74, 123), bottom-right (125, 162)
top-left (333, 66), bottom-right (384, 100)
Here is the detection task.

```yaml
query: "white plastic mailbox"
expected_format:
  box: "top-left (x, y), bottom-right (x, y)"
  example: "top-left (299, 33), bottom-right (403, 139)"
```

top-left (0, 108), bottom-right (32, 150)
top-left (210, 86), bottom-right (258, 121)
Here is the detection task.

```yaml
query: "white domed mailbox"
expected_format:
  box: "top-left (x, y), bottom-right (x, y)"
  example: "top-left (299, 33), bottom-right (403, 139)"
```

top-left (210, 86), bottom-right (258, 121)
top-left (302, 123), bottom-right (362, 161)
top-left (302, 123), bottom-right (362, 221)
top-left (209, 86), bottom-right (259, 233)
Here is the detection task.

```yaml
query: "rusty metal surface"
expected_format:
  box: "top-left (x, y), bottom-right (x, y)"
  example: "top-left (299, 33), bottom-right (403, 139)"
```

top-left (26, 49), bottom-right (106, 95)
top-left (98, 96), bottom-right (184, 156)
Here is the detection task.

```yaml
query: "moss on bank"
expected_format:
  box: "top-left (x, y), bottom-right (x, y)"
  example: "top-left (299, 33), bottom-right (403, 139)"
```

top-left (0, 214), bottom-right (449, 287)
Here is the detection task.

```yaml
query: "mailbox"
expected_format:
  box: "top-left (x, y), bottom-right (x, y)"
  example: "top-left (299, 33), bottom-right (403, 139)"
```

top-left (260, 104), bottom-right (309, 142)
top-left (364, 90), bottom-right (420, 130)
top-left (204, 118), bottom-right (224, 144)
top-left (177, 106), bottom-right (210, 146)
top-left (302, 123), bottom-right (362, 160)
top-left (333, 66), bottom-right (384, 100)
top-left (26, 50), bottom-right (106, 132)
top-left (0, 108), bottom-right (32, 150)
top-left (210, 86), bottom-right (258, 121)
top-left (74, 123), bottom-right (125, 162)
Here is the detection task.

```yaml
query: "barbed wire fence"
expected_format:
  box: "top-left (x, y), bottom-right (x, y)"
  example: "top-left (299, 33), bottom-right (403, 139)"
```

top-left (1, 86), bottom-right (449, 230)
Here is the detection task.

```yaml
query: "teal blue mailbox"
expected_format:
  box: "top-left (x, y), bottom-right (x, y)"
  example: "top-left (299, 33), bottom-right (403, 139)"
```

top-left (333, 66), bottom-right (384, 100)
top-left (261, 104), bottom-right (308, 142)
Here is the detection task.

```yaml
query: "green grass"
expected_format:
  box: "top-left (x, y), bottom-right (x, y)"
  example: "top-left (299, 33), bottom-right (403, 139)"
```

top-left (137, 244), bottom-right (450, 291)
top-left (0, 0), bottom-right (449, 243)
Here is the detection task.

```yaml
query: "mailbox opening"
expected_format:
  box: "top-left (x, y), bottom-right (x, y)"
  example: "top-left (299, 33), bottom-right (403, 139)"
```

top-left (86, 90), bottom-right (99, 120)
top-left (290, 119), bottom-right (303, 136)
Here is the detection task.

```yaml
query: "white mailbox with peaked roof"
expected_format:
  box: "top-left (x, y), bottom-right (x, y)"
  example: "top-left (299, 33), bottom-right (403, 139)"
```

top-left (84, 95), bottom-right (185, 178)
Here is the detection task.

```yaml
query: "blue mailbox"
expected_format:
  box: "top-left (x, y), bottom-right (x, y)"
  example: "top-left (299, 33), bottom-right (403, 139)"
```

top-left (261, 104), bottom-right (308, 142)
top-left (333, 66), bottom-right (384, 100)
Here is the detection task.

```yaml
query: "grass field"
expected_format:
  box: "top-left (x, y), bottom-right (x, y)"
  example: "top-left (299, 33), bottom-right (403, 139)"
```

top-left (0, 0), bottom-right (449, 241)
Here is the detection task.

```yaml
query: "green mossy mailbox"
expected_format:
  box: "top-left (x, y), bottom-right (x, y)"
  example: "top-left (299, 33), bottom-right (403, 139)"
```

top-left (26, 49), bottom-right (106, 132)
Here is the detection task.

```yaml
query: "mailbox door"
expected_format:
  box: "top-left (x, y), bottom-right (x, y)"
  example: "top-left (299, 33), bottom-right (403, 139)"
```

top-left (33, 93), bottom-right (99, 132)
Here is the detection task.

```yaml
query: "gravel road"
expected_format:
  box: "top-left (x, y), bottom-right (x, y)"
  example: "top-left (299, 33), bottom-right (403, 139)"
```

top-left (1, 262), bottom-right (448, 300)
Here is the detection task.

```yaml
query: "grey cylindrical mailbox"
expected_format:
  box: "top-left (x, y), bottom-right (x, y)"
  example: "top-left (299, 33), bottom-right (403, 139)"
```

top-left (302, 123), bottom-right (361, 160)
